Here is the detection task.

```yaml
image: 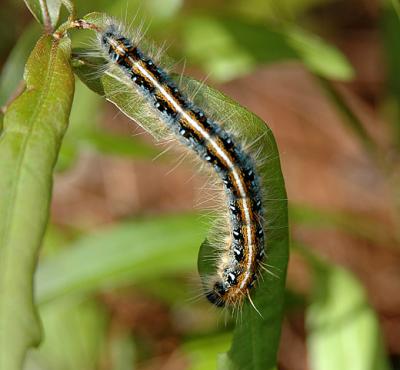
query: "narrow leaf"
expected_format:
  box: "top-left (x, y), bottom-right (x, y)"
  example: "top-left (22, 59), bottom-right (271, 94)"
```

top-left (307, 265), bottom-right (390, 370)
top-left (36, 214), bottom-right (208, 304)
top-left (24, 0), bottom-right (62, 31)
top-left (0, 35), bottom-right (74, 370)
top-left (285, 26), bottom-right (354, 80)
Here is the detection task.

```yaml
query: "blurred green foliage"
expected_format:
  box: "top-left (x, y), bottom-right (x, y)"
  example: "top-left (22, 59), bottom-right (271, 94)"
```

top-left (308, 266), bottom-right (389, 370)
top-left (182, 16), bottom-right (353, 81)
top-left (36, 214), bottom-right (209, 304)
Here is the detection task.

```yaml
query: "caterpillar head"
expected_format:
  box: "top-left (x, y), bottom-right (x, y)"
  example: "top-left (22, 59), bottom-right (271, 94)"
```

top-left (205, 281), bottom-right (227, 307)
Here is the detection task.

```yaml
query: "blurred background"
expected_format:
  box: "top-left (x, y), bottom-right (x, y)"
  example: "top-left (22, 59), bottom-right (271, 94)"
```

top-left (1, 0), bottom-right (400, 369)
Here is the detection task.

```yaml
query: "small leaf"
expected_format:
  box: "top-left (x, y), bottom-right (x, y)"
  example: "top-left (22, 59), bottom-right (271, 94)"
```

top-left (284, 26), bottom-right (355, 80)
top-left (0, 35), bottom-right (74, 370)
top-left (60, 0), bottom-right (75, 18)
top-left (24, 0), bottom-right (63, 31)
top-left (307, 265), bottom-right (390, 370)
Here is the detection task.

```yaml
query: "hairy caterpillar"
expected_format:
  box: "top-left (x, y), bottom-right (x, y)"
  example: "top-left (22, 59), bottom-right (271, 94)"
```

top-left (71, 16), bottom-right (266, 309)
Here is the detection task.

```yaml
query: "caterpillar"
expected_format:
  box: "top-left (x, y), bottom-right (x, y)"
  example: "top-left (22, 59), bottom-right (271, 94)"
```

top-left (71, 16), bottom-right (266, 309)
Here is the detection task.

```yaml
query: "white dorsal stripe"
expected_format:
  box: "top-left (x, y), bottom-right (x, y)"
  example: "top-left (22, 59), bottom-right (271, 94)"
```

top-left (107, 35), bottom-right (257, 296)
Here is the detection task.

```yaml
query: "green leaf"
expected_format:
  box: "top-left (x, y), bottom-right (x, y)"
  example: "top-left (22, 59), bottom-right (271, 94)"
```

top-left (0, 35), bottom-right (74, 370)
top-left (183, 334), bottom-right (232, 370)
top-left (182, 16), bottom-right (295, 82)
top-left (72, 53), bottom-right (169, 141)
top-left (36, 214), bottom-right (209, 304)
top-left (24, 0), bottom-right (63, 31)
top-left (285, 26), bottom-right (354, 80)
top-left (71, 13), bottom-right (289, 369)
top-left (307, 264), bottom-right (390, 370)
top-left (382, 3), bottom-right (400, 148)
top-left (186, 80), bottom-right (288, 370)
top-left (60, 0), bottom-right (75, 18)
top-left (391, 0), bottom-right (400, 19)
top-left (182, 16), bottom-right (354, 82)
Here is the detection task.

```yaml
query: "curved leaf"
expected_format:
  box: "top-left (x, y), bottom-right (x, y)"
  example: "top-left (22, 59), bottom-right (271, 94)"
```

top-left (186, 79), bottom-right (289, 370)
top-left (72, 13), bottom-right (288, 369)
top-left (0, 35), bottom-right (74, 370)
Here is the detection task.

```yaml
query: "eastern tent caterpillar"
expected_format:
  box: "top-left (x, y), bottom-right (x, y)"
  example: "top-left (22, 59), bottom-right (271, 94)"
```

top-left (72, 16), bottom-right (266, 309)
